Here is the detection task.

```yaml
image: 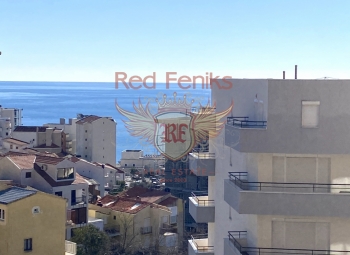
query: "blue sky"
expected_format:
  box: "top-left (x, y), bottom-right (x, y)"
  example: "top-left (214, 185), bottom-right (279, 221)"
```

top-left (1, 0), bottom-right (350, 82)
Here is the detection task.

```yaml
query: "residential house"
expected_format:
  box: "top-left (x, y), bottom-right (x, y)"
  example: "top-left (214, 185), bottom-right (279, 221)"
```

top-left (89, 194), bottom-right (176, 253)
top-left (0, 183), bottom-right (76, 255)
top-left (0, 152), bottom-right (89, 239)
top-left (71, 157), bottom-right (124, 196)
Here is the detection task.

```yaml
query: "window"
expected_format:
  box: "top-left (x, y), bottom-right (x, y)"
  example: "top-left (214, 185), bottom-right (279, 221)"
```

top-left (16, 146), bottom-right (18, 149)
top-left (85, 139), bottom-right (87, 141)
top-left (0, 209), bottom-right (5, 220)
top-left (55, 191), bottom-right (62, 197)
top-left (125, 164), bottom-right (127, 167)
top-left (5, 132), bottom-right (8, 136)
top-left (85, 147), bottom-right (87, 149)
top-left (25, 172), bottom-right (31, 178)
top-left (302, 101), bottom-right (320, 128)
top-left (85, 155), bottom-right (87, 158)
top-left (10, 145), bottom-right (13, 149)
top-left (57, 168), bottom-right (74, 180)
top-left (133, 164), bottom-right (135, 167)
top-left (24, 238), bottom-right (32, 251)
top-left (85, 130), bottom-right (87, 133)
top-left (113, 216), bottom-right (116, 220)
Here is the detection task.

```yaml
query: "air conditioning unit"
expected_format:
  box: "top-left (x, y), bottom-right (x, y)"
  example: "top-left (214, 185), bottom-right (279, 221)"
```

top-left (41, 164), bottom-right (48, 171)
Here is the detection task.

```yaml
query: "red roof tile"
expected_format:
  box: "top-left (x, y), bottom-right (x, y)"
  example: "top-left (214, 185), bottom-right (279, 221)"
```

top-left (2, 138), bottom-right (29, 146)
top-left (6, 154), bottom-right (36, 169)
top-left (119, 186), bottom-right (169, 203)
top-left (96, 195), bottom-right (150, 214)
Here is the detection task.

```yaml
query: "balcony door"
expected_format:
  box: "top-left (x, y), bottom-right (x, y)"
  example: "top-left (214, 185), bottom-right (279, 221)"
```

top-left (71, 190), bottom-right (76, 205)
top-left (272, 220), bottom-right (329, 251)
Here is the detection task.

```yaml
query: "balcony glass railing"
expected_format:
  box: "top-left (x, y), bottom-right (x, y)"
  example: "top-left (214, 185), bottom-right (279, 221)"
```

top-left (190, 234), bottom-right (214, 252)
top-left (227, 117), bottom-right (267, 128)
top-left (228, 231), bottom-right (350, 255)
top-left (229, 172), bottom-right (350, 193)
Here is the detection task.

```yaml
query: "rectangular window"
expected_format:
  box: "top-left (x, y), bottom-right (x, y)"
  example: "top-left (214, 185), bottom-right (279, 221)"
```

top-left (57, 168), bottom-right (74, 180)
top-left (0, 209), bottom-right (5, 220)
top-left (10, 145), bottom-right (13, 149)
top-left (24, 238), bottom-right (32, 251)
top-left (125, 164), bottom-right (127, 167)
top-left (25, 172), bottom-right (31, 178)
top-left (55, 191), bottom-right (62, 197)
top-left (302, 101), bottom-right (320, 128)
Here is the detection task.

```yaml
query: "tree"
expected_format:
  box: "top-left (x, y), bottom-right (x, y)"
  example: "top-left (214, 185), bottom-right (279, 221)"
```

top-left (71, 225), bottom-right (110, 255)
top-left (130, 168), bottom-right (138, 176)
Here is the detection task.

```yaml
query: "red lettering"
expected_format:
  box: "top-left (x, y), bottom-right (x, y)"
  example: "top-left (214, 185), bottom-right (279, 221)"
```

top-left (178, 75), bottom-right (191, 89)
top-left (166, 72), bottom-right (177, 89)
top-left (143, 72), bottom-right (156, 89)
top-left (115, 72), bottom-right (129, 89)
top-left (129, 75), bottom-right (142, 90)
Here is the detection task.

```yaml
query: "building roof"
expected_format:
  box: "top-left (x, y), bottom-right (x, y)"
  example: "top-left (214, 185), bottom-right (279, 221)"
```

top-left (79, 175), bottom-right (100, 186)
top-left (7, 154), bottom-right (36, 169)
top-left (13, 126), bottom-right (47, 132)
top-left (33, 163), bottom-right (74, 187)
top-left (119, 186), bottom-right (170, 203)
top-left (158, 196), bottom-right (178, 207)
top-left (76, 115), bottom-right (101, 124)
top-left (0, 186), bottom-right (36, 204)
top-left (2, 138), bottom-right (29, 146)
top-left (92, 162), bottom-right (124, 173)
top-left (35, 155), bottom-right (66, 165)
top-left (34, 143), bottom-right (60, 149)
top-left (95, 195), bottom-right (150, 214)
top-left (73, 173), bottom-right (91, 185)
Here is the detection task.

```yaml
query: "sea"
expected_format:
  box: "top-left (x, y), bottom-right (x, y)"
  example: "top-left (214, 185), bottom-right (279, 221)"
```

top-left (0, 81), bottom-right (211, 161)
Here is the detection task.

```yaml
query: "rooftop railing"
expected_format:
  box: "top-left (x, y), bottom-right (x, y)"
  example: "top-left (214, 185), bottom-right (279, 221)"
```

top-left (191, 234), bottom-right (214, 252)
top-left (191, 149), bottom-right (215, 159)
top-left (191, 192), bottom-right (214, 206)
top-left (228, 231), bottom-right (350, 255)
top-left (229, 172), bottom-right (350, 193)
top-left (227, 117), bottom-right (267, 128)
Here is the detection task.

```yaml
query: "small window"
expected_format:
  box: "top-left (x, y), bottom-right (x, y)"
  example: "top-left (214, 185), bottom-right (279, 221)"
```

top-left (85, 155), bottom-right (87, 158)
top-left (0, 209), bottom-right (5, 220)
top-left (16, 146), bottom-right (18, 149)
top-left (110, 171), bottom-right (113, 174)
top-left (55, 191), bottom-right (62, 197)
top-left (85, 147), bottom-right (87, 149)
top-left (85, 130), bottom-right (87, 133)
top-left (32, 206), bottom-right (40, 214)
top-left (5, 132), bottom-right (8, 136)
top-left (103, 156), bottom-right (104, 158)
top-left (113, 216), bottom-right (116, 220)
top-left (302, 101), bottom-right (320, 128)
top-left (133, 164), bottom-right (135, 167)
top-left (24, 238), bottom-right (32, 251)
top-left (10, 145), bottom-right (13, 149)
top-left (125, 164), bottom-right (127, 167)
top-left (25, 172), bottom-right (31, 178)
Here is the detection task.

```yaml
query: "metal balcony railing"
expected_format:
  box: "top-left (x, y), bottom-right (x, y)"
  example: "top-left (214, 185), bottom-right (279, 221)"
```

top-left (229, 172), bottom-right (350, 193)
top-left (228, 231), bottom-right (350, 255)
top-left (191, 234), bottom-right (214, 252)
top-left (191, 192), bottom-right (214, 206)
top-left (140, 226), bottom-right (152, 235)
top-left (227, 117), bottom-right (267, 128)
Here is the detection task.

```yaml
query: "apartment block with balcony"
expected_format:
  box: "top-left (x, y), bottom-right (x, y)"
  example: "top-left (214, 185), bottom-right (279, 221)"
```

top-left (89, 194), bottom-right (176, 253)
top-left (75, 114), bottom-right (116, 166)
top-left (197, 79), bottom-right (350, 255)
top-left (0, 152), bottom-right (89, 239)
top-left (0, 183), bottom-right (76, 255)
top-left (0, 106), bottom-right (22, 130)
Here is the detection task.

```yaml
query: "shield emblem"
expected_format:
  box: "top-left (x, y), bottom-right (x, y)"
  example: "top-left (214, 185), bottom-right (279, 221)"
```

top-left (154, 111), bottom-right (196, 161)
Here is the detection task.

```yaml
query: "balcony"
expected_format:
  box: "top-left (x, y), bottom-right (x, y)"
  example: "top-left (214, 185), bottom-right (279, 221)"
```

top-left (105, 225), bottom-right (121, 237)
top-left (71, 195), bottom-right (87, 207)
top-left (65, 240), bottom-right (77, 255)
top-left (224, 231), bottom-right (350, 255)
top-left (188, 234), bottom-right (214, 255)
top-left (189, 193), bottom-right (215, 223)
top-left (159, 223), bottom-right (177, 234)
top-left (188, 151), bottom-right (215, 176)
top-left (66, 141), bottom-right (72, 146)
top-left (224, 172), bottom-right (350, 217)
top-left (140, 226), bottom-right (152, 235)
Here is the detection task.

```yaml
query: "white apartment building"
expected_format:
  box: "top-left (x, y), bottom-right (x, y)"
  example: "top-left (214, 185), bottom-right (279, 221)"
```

top-left (0, 106), bottom-right (22, 129)
top-left (188, 79), bottom-right (350, 255)
top-left (75, 115), bottom-right (116, 166)
top-left (72, 157), bottom-right (124, 195)
top-left (12, 126), bottom-right (66, 154)
top-left (44, 118), bottom-right (77, 154)
top-left (0, 152), bottom-right (89, 239)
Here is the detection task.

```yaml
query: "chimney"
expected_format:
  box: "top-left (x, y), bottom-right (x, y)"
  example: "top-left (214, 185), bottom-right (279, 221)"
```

top-left (60, 118), bottom-right (65, 125)
top-left (295, 65), bottom-right (298, 79)
top-left (283, 71), bottom-right (285, 79)
top-left (45, 128), bottom-right (54, 147)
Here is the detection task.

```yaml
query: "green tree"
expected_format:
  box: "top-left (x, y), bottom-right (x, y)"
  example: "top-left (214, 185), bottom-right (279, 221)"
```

top-left (130, 168), bottom-right (138, 175)
top-left (71, 225), bottom-right (110, 255)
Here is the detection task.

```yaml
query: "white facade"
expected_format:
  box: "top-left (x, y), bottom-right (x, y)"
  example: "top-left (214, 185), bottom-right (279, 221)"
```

top-left (0, 106), bottom-right (22, 129)
top-left (75, 115), bottom-right (116, 166)
top-left (74, 158), bottom-right (124, 195)
top-left (189, 79), bottom-right (350, 255)
top-left (120, 150), bottom-right (165, 172)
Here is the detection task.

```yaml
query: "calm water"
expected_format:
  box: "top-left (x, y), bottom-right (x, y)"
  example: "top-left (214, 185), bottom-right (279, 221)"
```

top-left (0, 81), bottom-right (210, 161)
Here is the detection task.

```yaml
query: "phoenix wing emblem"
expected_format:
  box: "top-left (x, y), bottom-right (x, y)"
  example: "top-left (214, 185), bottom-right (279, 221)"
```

top-left (115, 99), bottom-right (156, 145)
top-left (192, 101), bottom-right (234, 143)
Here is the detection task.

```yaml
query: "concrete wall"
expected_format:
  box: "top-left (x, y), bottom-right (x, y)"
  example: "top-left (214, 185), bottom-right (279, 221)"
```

top-left (0, 192), bottom-right (66, 255)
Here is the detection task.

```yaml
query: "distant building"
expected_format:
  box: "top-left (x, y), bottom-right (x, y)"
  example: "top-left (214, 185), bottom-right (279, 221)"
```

top-left (120, 150), bottom-right (164, 174)
top-left (0, 106), bottom-right (22, 129)
top-left (75, 114), bottom-right (116, 166)
top-left (0, 183), bottom-right (76, 255)
top-left (12, 126), bottom-right (67, 154)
